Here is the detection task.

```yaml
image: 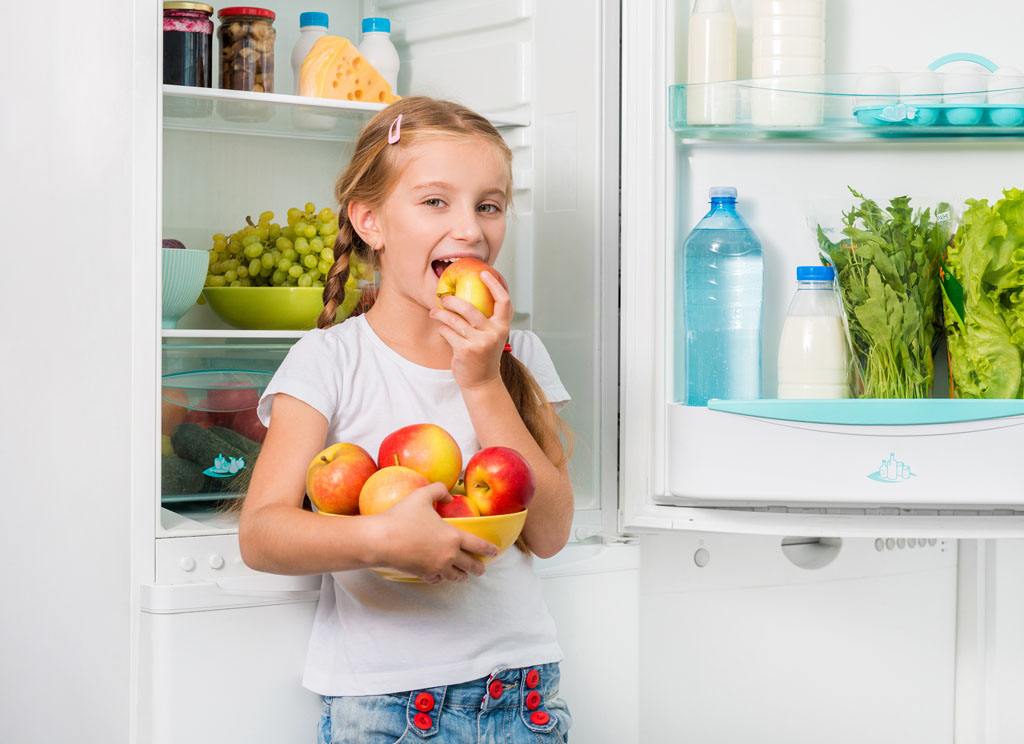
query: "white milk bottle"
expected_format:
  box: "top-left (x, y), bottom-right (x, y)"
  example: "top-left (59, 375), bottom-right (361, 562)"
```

top-left (686, 0), bottom-right (737, 125)
top-left (291, 12), bottom-right (334, 131)
top-left (777, 265), bottom-right (850, 398)
top-left (358, 17), bottom-right (400, 94)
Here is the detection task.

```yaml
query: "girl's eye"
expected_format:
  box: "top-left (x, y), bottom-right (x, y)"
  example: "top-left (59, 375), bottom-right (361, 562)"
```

top-left (478, 203), bottom-right (503, 214)
top-left (423, 198), bottom-right (446, 208)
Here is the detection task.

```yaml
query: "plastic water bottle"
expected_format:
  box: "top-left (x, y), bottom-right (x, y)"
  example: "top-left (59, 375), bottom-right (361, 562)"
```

top-left (675, 186), bottom-right (764, 405)
top-left (358, 17), bottom-right (400, 93)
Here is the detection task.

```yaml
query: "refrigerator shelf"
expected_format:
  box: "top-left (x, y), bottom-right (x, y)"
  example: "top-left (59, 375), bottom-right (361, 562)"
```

top-left (707, 398), bottom-right (1024, 426)
top-left (163, 85), bottom-right (528, 141)
top-left (162, 329), bottom-right (306, 340)
top-left (669, 74), bottom-right (1024, 142)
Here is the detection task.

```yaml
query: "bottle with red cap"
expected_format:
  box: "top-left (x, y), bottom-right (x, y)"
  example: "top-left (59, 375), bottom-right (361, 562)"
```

top-left (217, 6), bottom-right (276, 93)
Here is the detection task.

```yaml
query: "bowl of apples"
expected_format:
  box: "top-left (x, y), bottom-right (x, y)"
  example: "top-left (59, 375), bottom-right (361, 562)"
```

top-left (307, 424), bottom-right (534, 582)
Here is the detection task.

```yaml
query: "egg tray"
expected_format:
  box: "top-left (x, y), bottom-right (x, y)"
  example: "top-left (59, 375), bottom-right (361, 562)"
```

top-left (853, 102), bottom-right (1024, 129)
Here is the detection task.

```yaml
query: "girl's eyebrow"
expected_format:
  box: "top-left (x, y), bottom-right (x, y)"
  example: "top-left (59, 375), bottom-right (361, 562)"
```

top-left (412, 181), bottom-right (507, 200)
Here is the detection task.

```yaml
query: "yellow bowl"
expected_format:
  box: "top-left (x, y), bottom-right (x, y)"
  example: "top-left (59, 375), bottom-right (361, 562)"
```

top-left (321, 509), bottom-right (528, 582)
top-left (374, 509), bottom-right (528, 582)
top-left (203, 286), bottom-right (362, 331)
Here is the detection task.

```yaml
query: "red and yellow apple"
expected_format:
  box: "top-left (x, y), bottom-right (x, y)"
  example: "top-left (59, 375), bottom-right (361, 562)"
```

top-left (434, 493), bottom-right (481, 518)
top-left (359, 465), bottom-right (429, 516)
top-left (306, 442), bottom-right (378, 515)
top-left (436, 257), bottom-right (507, 318)
top-left (230, 407), bottom-right (268, 443)
top-left (464, 446), bottom-right (535, 516)
top-left (377, 423), bottom-right (462, 491)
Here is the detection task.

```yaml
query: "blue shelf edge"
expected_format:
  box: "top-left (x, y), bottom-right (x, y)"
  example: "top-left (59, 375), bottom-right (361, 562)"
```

top-left (705, 399), bottom-right (1024, 426)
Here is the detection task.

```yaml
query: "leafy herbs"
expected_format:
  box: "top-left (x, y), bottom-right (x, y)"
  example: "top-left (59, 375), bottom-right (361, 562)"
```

top-left (817, 188), bottom-right (951, 398)
top-left (943, 190), bottom-right (1024, 398)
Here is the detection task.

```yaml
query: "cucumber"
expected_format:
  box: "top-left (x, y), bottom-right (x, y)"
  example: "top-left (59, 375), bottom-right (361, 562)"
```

top-left (172, 422), bottom-right (248, 467)
top-left (161, 455), bottom-right (206, 495)
top-left (209, 426), bottom-right (261, 457)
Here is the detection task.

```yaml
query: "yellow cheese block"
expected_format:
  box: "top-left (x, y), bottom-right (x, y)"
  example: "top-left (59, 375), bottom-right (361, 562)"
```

top-left (299, 36), bottom-right (400, 104)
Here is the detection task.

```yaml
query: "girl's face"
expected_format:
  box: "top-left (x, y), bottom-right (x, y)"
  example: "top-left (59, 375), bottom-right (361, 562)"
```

top-left (362, 136), bottom-right (510, 311)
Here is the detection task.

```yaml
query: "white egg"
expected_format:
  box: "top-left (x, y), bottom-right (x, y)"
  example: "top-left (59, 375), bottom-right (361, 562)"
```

top-left (988, 65), bottom-right (1024, 105)
top-left (900, 70), bottom-right (941, 103)
top-left (942, 68), bottom-right (989, 104)
top-left (855, 66), bottom-right (899, 108)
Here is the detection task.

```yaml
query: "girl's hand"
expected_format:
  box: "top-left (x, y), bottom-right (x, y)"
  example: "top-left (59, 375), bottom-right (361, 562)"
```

top-left (430, 271), bottom-right (512, 390)
top-left (371, 482), bottom-right (498, 583)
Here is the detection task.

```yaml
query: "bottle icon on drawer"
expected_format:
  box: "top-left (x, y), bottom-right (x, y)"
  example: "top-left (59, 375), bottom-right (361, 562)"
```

top-left (868, 452), bottom-right (916, 483)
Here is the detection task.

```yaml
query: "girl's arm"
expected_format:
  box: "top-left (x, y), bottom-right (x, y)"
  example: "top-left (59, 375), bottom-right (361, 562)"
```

top-left (239, 393), bottom-right (497, 581)
top-left (431, 273), bottom-right (574, 559)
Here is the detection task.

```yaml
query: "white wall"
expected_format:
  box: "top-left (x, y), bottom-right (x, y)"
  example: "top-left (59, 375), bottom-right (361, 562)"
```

top-left (1, 1), bottom-right (144, 741)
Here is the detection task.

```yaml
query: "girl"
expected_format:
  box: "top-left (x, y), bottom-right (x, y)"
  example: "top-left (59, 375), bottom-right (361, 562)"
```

top-left (239, 97), bottom-right (575, 743)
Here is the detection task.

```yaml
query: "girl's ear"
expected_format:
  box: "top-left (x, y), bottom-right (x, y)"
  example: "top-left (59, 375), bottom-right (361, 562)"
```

top-left (348, 201), bottom-right (384, 252)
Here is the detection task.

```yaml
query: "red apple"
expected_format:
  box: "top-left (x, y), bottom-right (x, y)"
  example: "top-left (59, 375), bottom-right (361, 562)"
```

top-left (464, 447), bottom-right (535, 516)
top-left (436, 258), bottom-right (507, 318)
top-left (434, 493), bottom-right (481, 519)
top-left (205, 387), bottom-right (260, 412)
top-left (230, 407), bottom-right (267, 443)
top-left (377, 423), bottom-right (462, 492)
top-left (359, 465), bottom-right (430, 516)
top-left (306, 442), bottom-right (378, 515)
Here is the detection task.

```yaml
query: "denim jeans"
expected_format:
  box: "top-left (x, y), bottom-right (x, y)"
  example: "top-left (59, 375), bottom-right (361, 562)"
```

top-left (316, 662), bottom-right (571, 743)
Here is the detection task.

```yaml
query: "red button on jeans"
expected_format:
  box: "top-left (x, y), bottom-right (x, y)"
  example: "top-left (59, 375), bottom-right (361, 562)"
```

top-left (414, 692), bottom-right (434, 712)
top-left (488, 680), bottom-right (504, 699)
top-left (525, 690), bottom-right (542, 710)
top-left (525, 669), bottom-right (540, 689)
top-left (413, 712), bottom-right (433, 730)
top-left (530, 710), bottom-right (550, 726)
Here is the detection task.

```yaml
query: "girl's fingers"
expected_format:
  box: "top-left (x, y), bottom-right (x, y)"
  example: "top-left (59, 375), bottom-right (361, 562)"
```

top-left (431, 306), bottom-right (475, 338)
top-left (454, 550), bottom-right (486, 577)
top-left (436, 324), bottom-right (468, 350)
top-left (480, 271), bottom-right (512, 325)
top-left (438, 295), bottom-right (488, 329)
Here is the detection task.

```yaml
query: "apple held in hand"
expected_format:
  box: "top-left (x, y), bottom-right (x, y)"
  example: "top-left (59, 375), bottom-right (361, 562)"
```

top-left (378, 423), bottom-right (462, 492)
top-left (464, 447), bottom-right (535, 516)
top-left (306, 442), bottom-right (378, 515)
top-left (359, 465), bottom-right (430, 516)
top-left (435, 257), bottom-right (507, 318)
top-left (434, 493), bottom-right (480, 519)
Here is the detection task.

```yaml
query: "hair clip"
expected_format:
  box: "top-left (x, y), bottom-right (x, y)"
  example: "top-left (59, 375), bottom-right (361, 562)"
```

top-left (387, 114), bottom-right (403, 144)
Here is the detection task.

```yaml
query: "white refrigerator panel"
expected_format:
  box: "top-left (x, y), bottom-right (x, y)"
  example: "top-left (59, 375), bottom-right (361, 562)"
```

top-left (640, 533), bottom-right (957, 744)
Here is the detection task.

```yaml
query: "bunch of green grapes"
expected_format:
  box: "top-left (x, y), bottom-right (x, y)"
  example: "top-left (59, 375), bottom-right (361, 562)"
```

top-left (205, 202), bottom-right (340, 288)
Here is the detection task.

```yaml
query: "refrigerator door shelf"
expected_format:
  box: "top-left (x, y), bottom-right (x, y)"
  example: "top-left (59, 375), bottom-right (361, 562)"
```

top-left (664, 402), bottom-right (1024, 508)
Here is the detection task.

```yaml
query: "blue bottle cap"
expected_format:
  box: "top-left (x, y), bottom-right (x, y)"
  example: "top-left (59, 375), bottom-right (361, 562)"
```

top-left (797, 265), bottom-right (836, 281)
top-left (362, 16), bottom-right (391, 33)
top-left (299, 12), bottom-right (328, 28)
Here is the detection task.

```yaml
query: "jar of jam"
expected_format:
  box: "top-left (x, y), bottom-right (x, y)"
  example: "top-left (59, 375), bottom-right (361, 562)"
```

top-left (163, 2), bottom-right (213, 87)
top-left (218, 7), bottom-right (276, 93)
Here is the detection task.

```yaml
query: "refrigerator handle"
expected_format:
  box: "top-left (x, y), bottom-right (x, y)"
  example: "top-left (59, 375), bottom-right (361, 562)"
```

top-left (213, 573), bottom-right (323, 597)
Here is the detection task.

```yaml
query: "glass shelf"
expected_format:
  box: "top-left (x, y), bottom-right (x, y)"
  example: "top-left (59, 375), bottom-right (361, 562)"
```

top-left (669, 73), bottom-right (1024, 143)
top-left (163, 85), bottom-right (529, 140)
top-left (706, 398), bottom-right (1024, 426)
top-left (162, 328), bottom-right (306, 340)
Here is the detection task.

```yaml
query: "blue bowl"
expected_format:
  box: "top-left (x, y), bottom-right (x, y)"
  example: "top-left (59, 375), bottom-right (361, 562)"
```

top-left (162, 248), bottom-right (209, 328)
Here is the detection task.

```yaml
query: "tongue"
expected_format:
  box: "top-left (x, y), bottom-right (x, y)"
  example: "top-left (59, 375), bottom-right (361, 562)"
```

top-left (431, 260), bottom-right (448, 277)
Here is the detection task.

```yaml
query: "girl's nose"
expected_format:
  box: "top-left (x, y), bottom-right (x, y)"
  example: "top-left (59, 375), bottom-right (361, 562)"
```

top-left (449, 206), bottom-right (484, 244)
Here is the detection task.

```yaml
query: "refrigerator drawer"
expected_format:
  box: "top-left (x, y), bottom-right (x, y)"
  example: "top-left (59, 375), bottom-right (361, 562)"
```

top-left (662, 403), bottom-right (1024, 510)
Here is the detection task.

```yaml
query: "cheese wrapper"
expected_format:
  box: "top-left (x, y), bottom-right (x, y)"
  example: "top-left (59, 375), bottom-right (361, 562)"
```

top-left (299, 36), bottom-right (400, 104)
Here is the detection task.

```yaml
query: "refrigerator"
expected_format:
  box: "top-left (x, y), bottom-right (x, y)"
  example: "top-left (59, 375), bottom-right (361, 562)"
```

top-left (3, 0), bottom-right (1024, 742)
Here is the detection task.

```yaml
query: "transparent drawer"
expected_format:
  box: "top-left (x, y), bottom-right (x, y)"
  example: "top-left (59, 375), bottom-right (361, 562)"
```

top-left (161, 340), bottom-right (291, 507)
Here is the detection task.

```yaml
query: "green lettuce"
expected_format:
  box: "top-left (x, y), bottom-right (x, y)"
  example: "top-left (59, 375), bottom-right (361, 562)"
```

top-left (944, 189), bottom-right (1024, 398)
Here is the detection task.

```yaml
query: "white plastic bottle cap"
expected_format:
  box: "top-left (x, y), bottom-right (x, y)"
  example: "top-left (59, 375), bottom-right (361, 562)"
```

top-left (709, 186), bottom-right (737, 199)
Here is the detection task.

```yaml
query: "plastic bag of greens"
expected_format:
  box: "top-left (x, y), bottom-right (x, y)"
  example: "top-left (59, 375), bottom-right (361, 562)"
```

top-left (942, 189), bottom-right (1024, 399)
top-left (814, 188), bottom-right (953, 398)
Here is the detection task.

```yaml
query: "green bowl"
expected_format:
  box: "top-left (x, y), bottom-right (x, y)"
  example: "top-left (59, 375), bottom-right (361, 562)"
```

top-left (203, 287), bottom-right (332, 330)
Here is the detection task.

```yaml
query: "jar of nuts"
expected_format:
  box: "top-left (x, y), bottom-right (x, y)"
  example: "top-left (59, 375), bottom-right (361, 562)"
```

top-left (217, 6), bottom-right (276, 93)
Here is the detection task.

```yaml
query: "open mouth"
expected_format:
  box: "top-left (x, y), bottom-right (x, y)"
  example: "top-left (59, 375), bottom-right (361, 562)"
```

top-left (431, 258), bottom-right (457, 277)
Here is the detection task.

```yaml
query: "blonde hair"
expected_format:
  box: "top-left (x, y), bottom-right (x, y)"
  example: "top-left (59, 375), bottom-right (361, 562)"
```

top-left (319, 96), bottom-right (571, 470)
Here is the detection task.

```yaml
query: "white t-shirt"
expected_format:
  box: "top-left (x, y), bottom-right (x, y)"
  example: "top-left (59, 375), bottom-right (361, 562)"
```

top-left (256, 314), bottom-right (571, 696)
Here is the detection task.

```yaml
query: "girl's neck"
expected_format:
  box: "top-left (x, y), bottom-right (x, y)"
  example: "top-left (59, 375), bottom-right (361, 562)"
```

top-left (363, 289), bottom-right (453, 370)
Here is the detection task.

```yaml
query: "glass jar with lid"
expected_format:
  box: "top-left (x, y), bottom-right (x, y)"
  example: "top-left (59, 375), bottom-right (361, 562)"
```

top-left (163, 2), bottom-right (214, 87)
top-left (217, 6), bottom-right (276, 93)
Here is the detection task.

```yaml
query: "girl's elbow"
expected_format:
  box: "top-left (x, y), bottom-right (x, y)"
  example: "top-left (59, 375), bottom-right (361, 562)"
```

top-left (238, 515), bottom-right (269, 572)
